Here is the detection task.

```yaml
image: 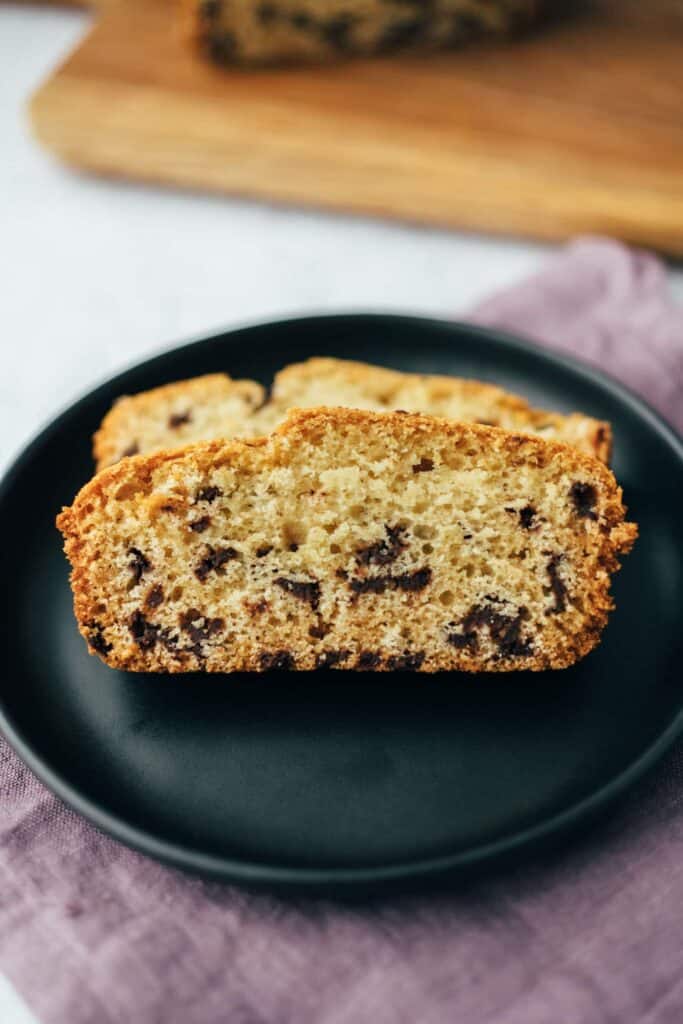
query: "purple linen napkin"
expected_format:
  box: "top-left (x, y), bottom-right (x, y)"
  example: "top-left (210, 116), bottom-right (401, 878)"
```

top-left (1, 237), bottom-right (682, 1024)
top-left (469, 236), bottom-right (683, 435)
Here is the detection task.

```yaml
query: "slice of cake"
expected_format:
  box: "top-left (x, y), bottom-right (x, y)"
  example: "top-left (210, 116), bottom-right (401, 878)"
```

top-left (182, 0), bottom-right (544, 65)
top-left (94, 358), bottom-right (612, 470)
top-left (60, 408), bottom-right (636, 673)
top-left (93, 373), bottom-right (266, 471)
top-left (264, 358), bottom-right (612, 460)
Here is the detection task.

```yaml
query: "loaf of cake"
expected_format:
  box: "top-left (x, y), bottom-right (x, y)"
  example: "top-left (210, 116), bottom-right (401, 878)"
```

top-left (94, 357), bottom-right (611, 470)
top-left (182, 0), bottom-right (544, 65)
top-left (60, 408), bottom-right (636, 673)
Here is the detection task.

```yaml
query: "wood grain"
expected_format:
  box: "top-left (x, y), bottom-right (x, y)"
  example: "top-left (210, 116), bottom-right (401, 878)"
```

top-left (29, 0), bottom-right (683, 252)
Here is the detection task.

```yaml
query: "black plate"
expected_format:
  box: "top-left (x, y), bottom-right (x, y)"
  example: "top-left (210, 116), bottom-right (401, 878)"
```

top-left (1, 315), bottom-right (682, 894)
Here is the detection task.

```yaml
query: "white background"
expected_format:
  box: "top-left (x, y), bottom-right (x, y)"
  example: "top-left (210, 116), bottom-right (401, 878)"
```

top-left (1, 5), bottom-right (681, 1022)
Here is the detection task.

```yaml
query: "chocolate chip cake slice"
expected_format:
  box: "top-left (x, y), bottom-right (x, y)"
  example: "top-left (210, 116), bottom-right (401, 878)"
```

top-left (94, 358), bottom-right (611, 470)
top-left (182, 0), bottom-right (544, 65)
top-left (264, 358), bottom-right (612, 461)
top-left (60, 408), bottom-right (636, 673)
top-left (93, 373), bottom-right (266, 471)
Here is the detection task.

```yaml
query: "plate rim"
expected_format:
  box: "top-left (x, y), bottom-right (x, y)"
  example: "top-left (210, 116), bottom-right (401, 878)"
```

top-left (1, 312), bottom-right (682, 892)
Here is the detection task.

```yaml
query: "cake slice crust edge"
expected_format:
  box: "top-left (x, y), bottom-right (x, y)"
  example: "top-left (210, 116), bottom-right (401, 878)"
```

top-left (93, 357), bottom-right (612, 471)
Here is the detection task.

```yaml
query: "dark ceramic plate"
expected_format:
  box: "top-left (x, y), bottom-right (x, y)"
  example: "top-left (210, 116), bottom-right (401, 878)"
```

top-left (1, 315), bottom-right (682, 894)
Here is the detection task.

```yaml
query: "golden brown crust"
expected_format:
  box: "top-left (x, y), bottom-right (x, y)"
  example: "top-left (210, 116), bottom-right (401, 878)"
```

top-left (61, 408), bottom-right (636, 674)
top-left (270, 358), bottom-right (613, 462)
top-left (93, 357), bottom-right (612, 471)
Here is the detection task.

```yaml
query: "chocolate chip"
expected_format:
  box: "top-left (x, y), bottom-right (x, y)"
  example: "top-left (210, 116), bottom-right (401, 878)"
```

top-left (446, 631), bottom-right (477, 650)
top-left (121, 442), bottom-right (139, 458)
top-left (200, 0), bottom-right (221, 19)
top-left (335, 568), bottom-right (349, 580)
top-left (195, 545), bottom-right (238, 582)
top-left (377, 14), bottom-right (428, 52)
top-left (350, 567), bottom-right (432, 596)
top-left (316, 649), bottom-right (351, 669)
top-left (256, 545), bottom-right (273, 557)
top-left (195, 485), bottom-right (222, 504)
top-left (128, 547), bottom-right (151, 585)
top-left (495, 630), bottom-right (533, 660)
top-left (569, 482), bottom-right (598, 520)
top-left (308, 622), bottom-right (329, 639)
top-left (519, 505), bottom-right (537, 530)
top-left (356, 524), bottom-right (407, 566)
top-left (158, 627), bottom-right (180, 654)
top-left (179, 608), bottom-right (224, 645)
top-left (288, 543), bottom-right (299, 552)
top-left (275, 577), bottom-right (321, 611)
top-left (357, 651), bottom-right (381, 669)
top-left (448, 10), bottom-right (482, 42)
top-left (189, 516), bottom-right (211, 533)
top-left (450, 603), bottom-right (533, 658)
top-left (412, 457), bottom-right (434, 474)
top-left (257, 2), bottom-right (278, 23)
top-left (206, 31), bottom-right (237, 62)
top-left (351, 576), bottom-right (391, 595)
top-left (546, 554), bottom-right (567, 613)
top-left (386, 651), bottom-right (425, 671)
top-left (505, 505), bottom-right (538, 530)
top-left (291, 9), bottom-right (314, 28)
top-left (129, 610), bottom-right (160, 651)
top-left (168, 410), bottom-right (191, 428)
top-left (394, 567), bottom-right (432, 591)
top-left (259, 651), bottom-right (294, 671)
top-left (145, 585), bottom-right (164, 609)
top-left (128, 611), bottom-right (146, 637)
top-left (463, 604), bottom-right (512, 639)
top-left (320, 12), bottom-right (357, 50)
top-left (87, 622), bottom-right (112, 655)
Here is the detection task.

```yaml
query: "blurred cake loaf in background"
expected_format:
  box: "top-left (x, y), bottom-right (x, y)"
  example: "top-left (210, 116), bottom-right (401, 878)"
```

top-left (182, 0), bottom-right (545, 65)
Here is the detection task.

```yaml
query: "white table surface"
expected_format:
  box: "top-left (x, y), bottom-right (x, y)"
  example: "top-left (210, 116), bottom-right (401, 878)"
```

top-left (1, 6), bottom-right (681, 1022)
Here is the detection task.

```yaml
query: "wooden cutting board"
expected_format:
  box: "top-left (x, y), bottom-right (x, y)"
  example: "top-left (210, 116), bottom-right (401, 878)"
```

top-left (29, 0), bottom-right (683, 252)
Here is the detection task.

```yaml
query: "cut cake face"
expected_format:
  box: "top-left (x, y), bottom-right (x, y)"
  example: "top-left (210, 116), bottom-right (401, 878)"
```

top-left (63, 408), bottom-right (635, 674)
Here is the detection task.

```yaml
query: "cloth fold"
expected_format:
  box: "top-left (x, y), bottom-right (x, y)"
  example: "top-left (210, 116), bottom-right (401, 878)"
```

top-left (470, 237), bottom-right (683, 435)
top-left (1, 237), bottom-right (682, 1024)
